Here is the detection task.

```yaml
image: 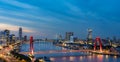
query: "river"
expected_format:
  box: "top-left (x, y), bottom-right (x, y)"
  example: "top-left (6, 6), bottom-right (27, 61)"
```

top-left (20, 41), bottom-right (120, 62)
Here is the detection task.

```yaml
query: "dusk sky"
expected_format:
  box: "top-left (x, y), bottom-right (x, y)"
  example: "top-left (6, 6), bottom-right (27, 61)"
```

top-left (0, 0), bottom-right (120, 39)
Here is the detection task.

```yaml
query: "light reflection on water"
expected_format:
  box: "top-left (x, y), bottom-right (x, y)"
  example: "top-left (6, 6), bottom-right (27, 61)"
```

top-left (20, 41), bottom-right (120, 62)
top-left (50, 55), bottom-right (120, 62)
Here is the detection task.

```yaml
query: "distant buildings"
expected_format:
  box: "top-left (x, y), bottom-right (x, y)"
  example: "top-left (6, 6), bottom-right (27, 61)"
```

top-left (24, 35), bottom-right (27, 41)
top-left (0, 31), bottom-right (6, 44)
top-left (57, 34), bottom-right (62, 42)
top-left (65, 32), bottom-right (74, 42)
top-left (0, 27), bottom-right (26, 45)
top-left (70, 35), bottom-right (74, 43)
top-left (19, 27), bottom-right (22, 40)
top-left (87, 29), bottom-right (93, 45)
top-left (0, 29), bottom-right (16, 45)
top-left (4, 29), bottom-right (10, 45)
top-left (10, 34), bottom-right (16, 43)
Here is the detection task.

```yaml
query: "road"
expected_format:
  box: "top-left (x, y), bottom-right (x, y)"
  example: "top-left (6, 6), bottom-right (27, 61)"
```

top-left (0, 44), bottom-right (20, 62)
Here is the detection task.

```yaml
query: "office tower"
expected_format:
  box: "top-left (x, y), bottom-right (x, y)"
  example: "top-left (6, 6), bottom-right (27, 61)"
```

top-left (19, 27), bottom-right (22, 40)
top-left (70, 36), bottom-right (74, 43)
top-left (87, 29), bottom-right (93, 45)
top-left (10, 34), bottom-right (15, 43)
top-left (65, 32), bottom-right (74, 41)
top-left (4, 29), bottom-right (10, 45)
top-left (24, 35), bottom-right (27, 41)
top-left (0, 31), bottom-right (6, 42)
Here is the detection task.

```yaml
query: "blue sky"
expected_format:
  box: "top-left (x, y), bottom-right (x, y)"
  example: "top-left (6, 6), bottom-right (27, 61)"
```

top-left (0, 0), bottom-right (120, 39)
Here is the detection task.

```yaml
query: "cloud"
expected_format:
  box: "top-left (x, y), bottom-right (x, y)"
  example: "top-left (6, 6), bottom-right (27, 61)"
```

top-left (65, 2), bottom-right (82, 13)
top-left (0, 8), bottom-right (62, 24)
top-left (0, 23), bottom-right (34, 33)
top-left (0, 15), bottom-right (34, 24)
top-left (0, 0), bottom-right (39, 9)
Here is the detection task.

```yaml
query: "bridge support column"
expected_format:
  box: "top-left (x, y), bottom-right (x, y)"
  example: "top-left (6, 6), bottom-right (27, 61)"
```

top-left (94, 37), bottom-right (102, 52)
top-left (29, 36), bottom-right (35, 62)
top-left (30, 36), bottom-right (34, 55)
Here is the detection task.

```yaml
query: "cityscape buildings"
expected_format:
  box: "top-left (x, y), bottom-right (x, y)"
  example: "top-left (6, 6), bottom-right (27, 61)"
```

top-left (65, 32), bottom-right (74, 42)
top-left (4, 29), bottom-right (10, 45)
top-left (19, 27), bottom-right (22, 41)
top-left (70, 35), bottom-right (74, 43)
top-left (87, 29), bottom-right (93, 45)
top-left (0, 27), bottom-right (120, 62)
top-left (0, 0), bottom-right (120, 62)
top-left (24, 35), bottom-right (27, 41)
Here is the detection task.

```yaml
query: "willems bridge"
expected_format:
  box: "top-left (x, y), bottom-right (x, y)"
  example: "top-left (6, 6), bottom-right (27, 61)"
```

top-left (19, 36), bottom-right (120, 57)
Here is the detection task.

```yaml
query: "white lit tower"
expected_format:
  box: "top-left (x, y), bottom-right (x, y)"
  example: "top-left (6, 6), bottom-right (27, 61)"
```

top-left (19, 27), bottom-right (22, 40)
top-left (87, 29), bottom-right (93, 45)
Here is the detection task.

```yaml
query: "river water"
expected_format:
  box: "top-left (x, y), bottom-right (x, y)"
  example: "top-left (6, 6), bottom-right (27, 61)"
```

top-left (20, 41), bottom-right (120, 62)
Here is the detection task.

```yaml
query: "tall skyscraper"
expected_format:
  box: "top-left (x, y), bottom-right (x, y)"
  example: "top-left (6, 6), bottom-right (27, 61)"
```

top-left (87, 29), bottom-right (93, 45)
top-left (65, 32), bottom-right (74, 41)
top-left (19, 27), bottom-right (22, 40)
top-left (4, 29), bottom-right (10, 45)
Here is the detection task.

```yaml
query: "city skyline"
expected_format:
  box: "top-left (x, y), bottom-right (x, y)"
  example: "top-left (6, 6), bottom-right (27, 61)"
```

top-left (0, 0), bottom-right (120, 39)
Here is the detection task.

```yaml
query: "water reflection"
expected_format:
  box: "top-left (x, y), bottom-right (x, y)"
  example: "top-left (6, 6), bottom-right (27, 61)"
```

top-left (114, 56), bottom-right (117, 59)
top-left (97, 55), bottom-right (103, 62)
top-left (70, 56), bottom-right (75, 61)
top-left (88, 55), bottom-right (92, 61)
top-left (50, 55), bottom-right (120, 62)
top-left (62, 57), bottom-right (66, 60)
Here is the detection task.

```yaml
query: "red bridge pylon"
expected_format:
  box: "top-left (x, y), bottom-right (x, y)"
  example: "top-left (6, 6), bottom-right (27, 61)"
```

top-left (94, 37), bottom-right (103, 52)
top-left (30, 36), bottom-right (34, 55)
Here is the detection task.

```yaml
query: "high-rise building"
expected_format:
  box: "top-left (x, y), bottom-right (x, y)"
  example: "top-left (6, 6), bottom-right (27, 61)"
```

top-left (70, 36), bottom-right (74, 43)
top-left (87, 29), bottom-right (93, 45)
top-left (4, 29), bottom-right (10, 45)
top-left (65, 32), bottom-right (74, 41)
top-left (19, 27), bottom-right (22, 40)
top-left (10, 34), bottom-right (15, 43)
top-left (0, 31), bottom-right (6, 42)
top-left (24, 35), bottom-right (27, 41)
